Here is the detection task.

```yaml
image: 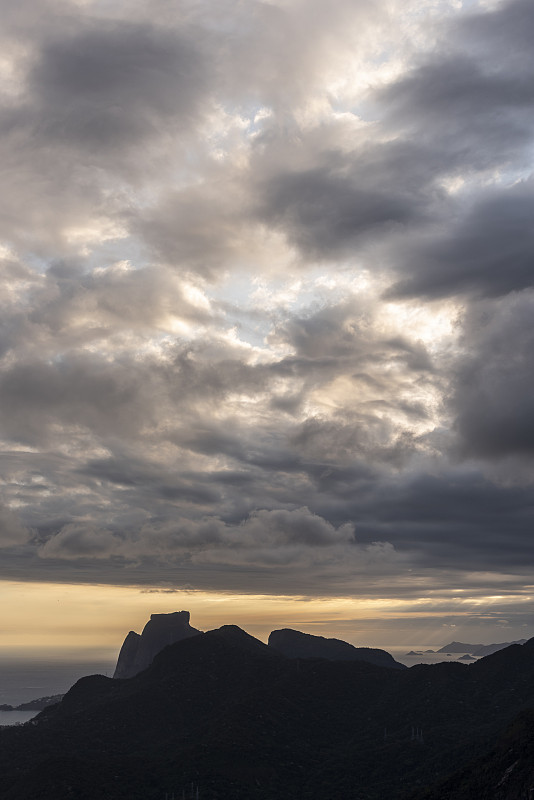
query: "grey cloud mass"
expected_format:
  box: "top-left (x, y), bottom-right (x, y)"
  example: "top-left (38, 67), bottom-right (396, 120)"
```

top-left (453, 291), bottom-right (534, 458)
top-left (388, 183), bottom-right (534, 299)
top-left (0, 0), bottom-right (532, 636)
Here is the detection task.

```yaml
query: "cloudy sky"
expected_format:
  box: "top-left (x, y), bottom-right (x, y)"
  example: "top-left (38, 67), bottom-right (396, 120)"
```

top-left (0, 0), bottom-right (533, 653)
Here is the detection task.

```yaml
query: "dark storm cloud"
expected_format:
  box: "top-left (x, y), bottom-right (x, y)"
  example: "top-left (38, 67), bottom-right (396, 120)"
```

top-left (24, 21), bottom-right (210, 153)
top-left (245, 0), bottom-right (534, 270)
top-left (0, 266), bottom-right (452, 597)
top-left (382, 54), bottom-right (534, 165)
top-left (0, 7), bottom-right (213, 257)
top-left (80, 456), bottom-right (222, 506)
top-left (256, 163), bottom-right (419, 259)
top-left (135, 128), bottom-right (443, 277)
top-left (455, 0), bottom-right (534, 74)
top-left (0, 355), bottom-right (153, 445)
top-left (452, 291), bottom-right (534, 458)
top-left (248, 132), bottom-right (453, 264)
top-left (0, 504), bottom-right (31, 547)
top-left (36, 507), bottom-right (389, 594)
top-left (14, 456), bottom-right (534, 594)
top-left (0, 0), bottom-right (533, 613)
top-left (372, 0), bottom-right (534, 303)
top-left (382, 0), bottom-right (534, 163)
top-left (388, 183), bottom-right (534, 300)
top-left (353, 469), bottom-right (534, 567)
top-left (39, 522), bottom-right (119, 560)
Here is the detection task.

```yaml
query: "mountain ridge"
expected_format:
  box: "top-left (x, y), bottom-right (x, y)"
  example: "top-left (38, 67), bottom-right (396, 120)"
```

top-left (268, 627), bottom-right (406, 669)
top-left (112, 611), bottom-right (406, 678)
top-left (1, 625), bottom-right (533, 799)
top-left (436, 638), bottom-right (527, 655)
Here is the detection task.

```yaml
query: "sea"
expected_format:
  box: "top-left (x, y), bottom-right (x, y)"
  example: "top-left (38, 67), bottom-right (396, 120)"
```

top-left (386, 645), bottom-right (478, 668)
top-left (0, 645), bottom-right (476, 726)
top-left (0, 657), bottom-right (115, 726)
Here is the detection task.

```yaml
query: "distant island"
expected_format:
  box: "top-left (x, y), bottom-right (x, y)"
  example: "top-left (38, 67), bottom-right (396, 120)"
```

top-left (437, 639), bottom-right (527, 656)
top-left (0, 694), bottom-right (63, 712)
top-left (404, 649), bottom-right (436, 655)
top-left (405, 639), bottom-right (527, 658)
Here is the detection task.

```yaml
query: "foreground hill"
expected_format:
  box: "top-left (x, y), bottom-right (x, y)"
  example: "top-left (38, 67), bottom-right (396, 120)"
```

top-left (408, 708), bottom-right (534, 800)
top-left (1, 629), bottom-right (533, 799)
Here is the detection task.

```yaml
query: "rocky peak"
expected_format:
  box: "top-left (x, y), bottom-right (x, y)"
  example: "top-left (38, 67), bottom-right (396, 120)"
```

top-left (113, 610), bottom-right (202, 679)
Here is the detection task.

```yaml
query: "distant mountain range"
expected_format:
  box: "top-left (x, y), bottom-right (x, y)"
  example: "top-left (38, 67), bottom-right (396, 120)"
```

top-left (0, 614), bottom-right (533, 799)
top-left (436, 639), bottom-right (527, 656)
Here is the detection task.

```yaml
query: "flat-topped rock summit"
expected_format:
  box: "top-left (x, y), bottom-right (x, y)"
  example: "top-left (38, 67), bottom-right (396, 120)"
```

top-left (113, 610), bottom-right (202, 679)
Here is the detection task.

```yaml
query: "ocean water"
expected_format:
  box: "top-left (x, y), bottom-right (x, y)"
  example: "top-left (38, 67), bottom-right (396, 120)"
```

top-left (387, 645), bottom-right (479, 668)
top-left (0, 657), bottom-right (115, 726)
top-left (0, 710), bottom-right (40, 726)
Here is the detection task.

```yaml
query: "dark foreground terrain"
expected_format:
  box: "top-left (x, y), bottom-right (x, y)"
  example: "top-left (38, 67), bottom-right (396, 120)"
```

top-left (1, 627), bottom-right (533, 799)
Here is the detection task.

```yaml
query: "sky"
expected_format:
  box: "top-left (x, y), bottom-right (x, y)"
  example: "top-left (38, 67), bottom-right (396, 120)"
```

top-left (0, 0), bottom-right (533, 658)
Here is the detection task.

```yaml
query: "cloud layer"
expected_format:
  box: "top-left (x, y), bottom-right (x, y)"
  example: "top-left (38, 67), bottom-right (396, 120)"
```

top-left (0, 0), bottom-right (532, 633)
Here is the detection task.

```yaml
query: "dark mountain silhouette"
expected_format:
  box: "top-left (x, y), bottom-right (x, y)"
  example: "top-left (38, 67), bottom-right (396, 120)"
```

top-left (268, 627), bottom-right (406, 669)
top-left (113, 611), bottom-right (405, 680)
top-left (437, 639), bottom-right (526, 655)
top-left (1, 628), bottom-right (534, 799)
top-left (471, 639), bottom-right (527, 657)
top-left (113, 610), bottom-right (202, 678)
top-left (436, 641), bottom-right (484, 653)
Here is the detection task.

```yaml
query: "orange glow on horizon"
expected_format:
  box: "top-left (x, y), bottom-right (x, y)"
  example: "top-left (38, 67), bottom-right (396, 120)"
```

top-left (0, 580), bottom-right (530, 658)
